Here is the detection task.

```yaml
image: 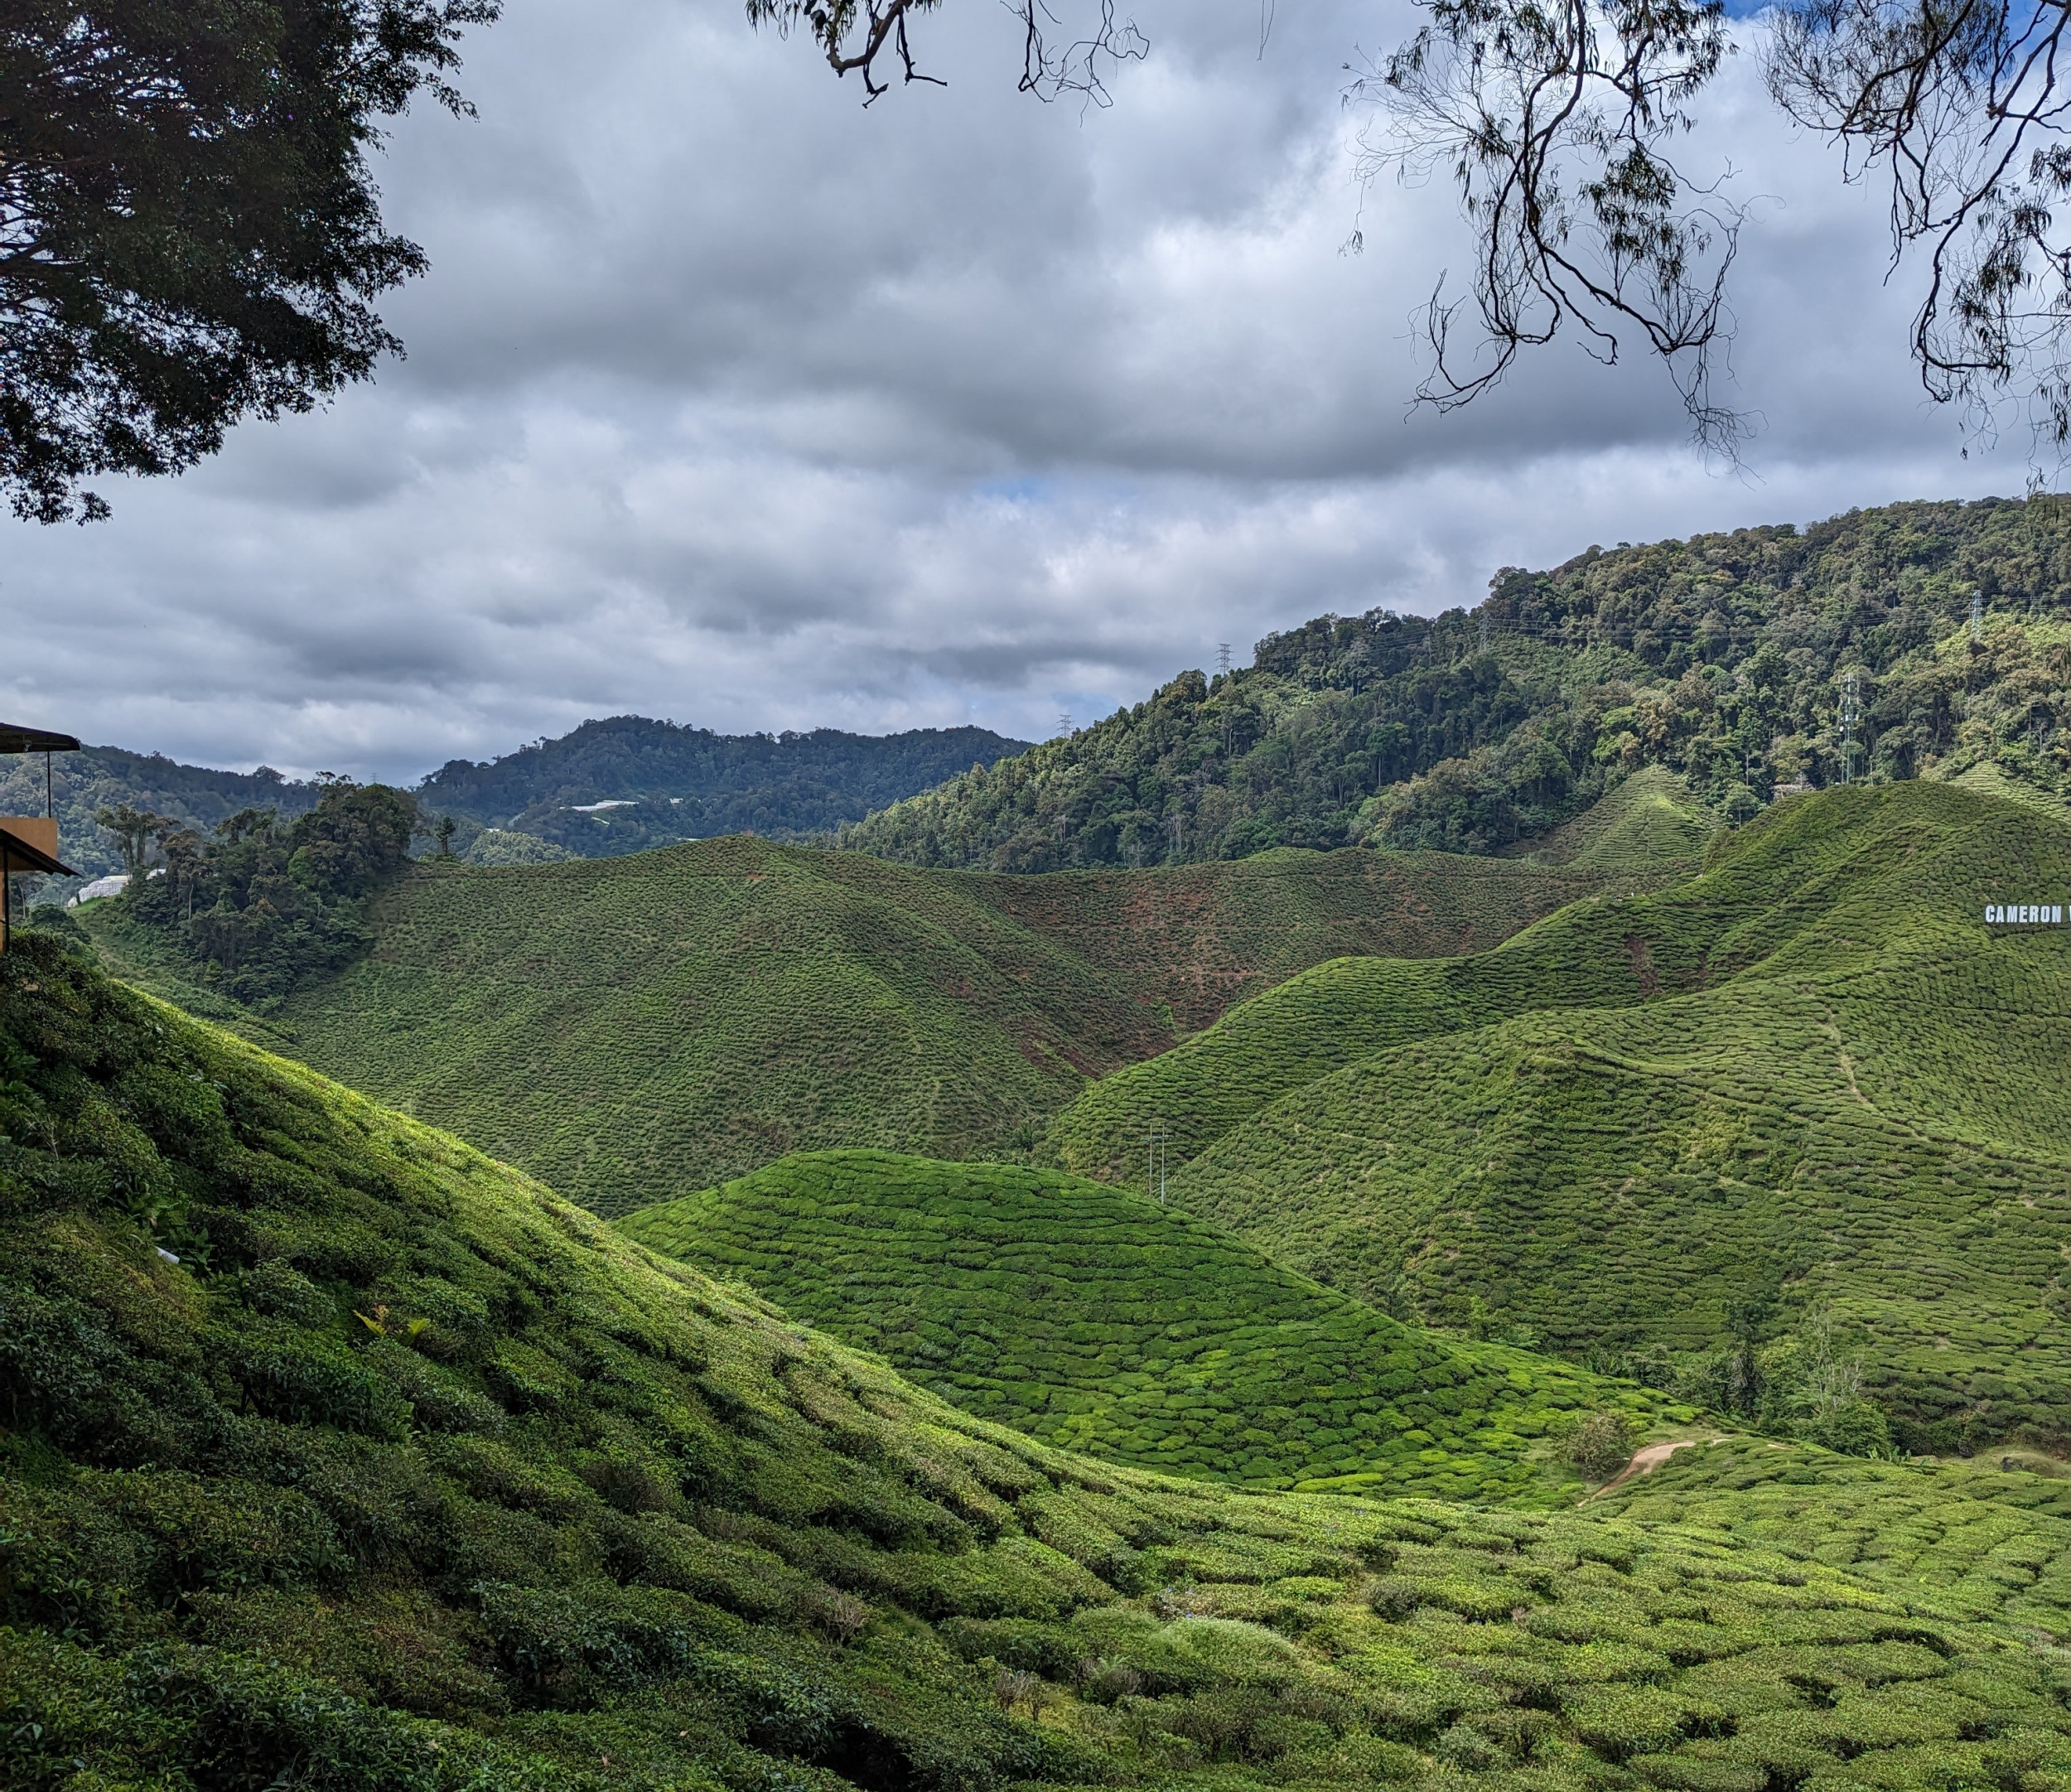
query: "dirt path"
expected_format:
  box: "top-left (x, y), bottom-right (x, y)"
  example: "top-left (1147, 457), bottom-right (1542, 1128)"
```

top-left (1583, 1439), bottom-right (1704, 1502)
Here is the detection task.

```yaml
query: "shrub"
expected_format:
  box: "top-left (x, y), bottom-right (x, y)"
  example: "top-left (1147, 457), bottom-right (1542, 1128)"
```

top-left (1569, 1413), bottom-right (1640, 1480)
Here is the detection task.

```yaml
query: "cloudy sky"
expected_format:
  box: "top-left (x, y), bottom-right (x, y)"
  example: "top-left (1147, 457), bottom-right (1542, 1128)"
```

top-left (0, 0), bottom-right (2026, 781)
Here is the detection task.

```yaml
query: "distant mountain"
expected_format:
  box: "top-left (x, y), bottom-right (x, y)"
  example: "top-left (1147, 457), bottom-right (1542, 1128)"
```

top-left (841, 495), bottom-right (2071, 872)
top-left (9, 715), bottom-right (1030, 882)
top-left (418, 714), bottom-right (1031, 854)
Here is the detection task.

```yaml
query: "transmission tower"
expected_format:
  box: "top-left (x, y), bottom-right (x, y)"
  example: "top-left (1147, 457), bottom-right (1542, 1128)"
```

top-left (1479, 610), bottom-right (1490, 654)
top-left (1969, 587), bottom-right (1985, 645)
top-left (1055, 712), bottom-right (1073, 738)
top-left (1215, 642), bottom-right (1232, 678)
top-left (1840, 670), bottom-right (1861, 785)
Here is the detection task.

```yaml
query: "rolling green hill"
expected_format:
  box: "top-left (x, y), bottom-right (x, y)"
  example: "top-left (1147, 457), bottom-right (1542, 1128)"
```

top-left (253, 836), bottom-right (1174, 1216)
top-left (18, 936), bottom-right (2071, 1790)
top-left (1046, 771), bottom-right (1721, 1181)
top-left (1131, 780), bottom-right (2071, 1455)
top-left (616, 1150), bottom-right (1685, 1506)
top-left (842, 495), bottom-right (2071, 872)
top-left (80, 819), bottom-right (1654, 1216)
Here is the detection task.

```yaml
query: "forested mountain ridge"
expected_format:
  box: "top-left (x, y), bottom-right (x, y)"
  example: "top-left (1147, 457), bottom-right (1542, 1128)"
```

top-left (420, 714), bottom-right (1029, 855)
top-left (841, 495), bottom-right (2071, 872)
top-left (9, 717), bottom-right (1027, 886)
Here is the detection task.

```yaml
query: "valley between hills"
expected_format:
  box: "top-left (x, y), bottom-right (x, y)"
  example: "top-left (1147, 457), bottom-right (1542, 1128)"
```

top-left (13, 497), bottom-right (2071, 1791)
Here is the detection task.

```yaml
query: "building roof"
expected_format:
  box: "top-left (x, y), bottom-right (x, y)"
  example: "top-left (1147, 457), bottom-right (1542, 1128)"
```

top-left (0, 724), bottom-right (82, 754)
top-left (0, 824), bottom-right (78, 877)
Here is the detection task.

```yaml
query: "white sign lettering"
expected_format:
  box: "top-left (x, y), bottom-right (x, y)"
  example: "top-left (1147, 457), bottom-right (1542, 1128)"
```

top-left (1985, 902), bottom-right (2068, 925)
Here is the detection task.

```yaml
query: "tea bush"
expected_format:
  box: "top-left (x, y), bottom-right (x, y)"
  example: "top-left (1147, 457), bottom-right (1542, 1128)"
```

top-left (84, 822), bottom-right (1639, 1214)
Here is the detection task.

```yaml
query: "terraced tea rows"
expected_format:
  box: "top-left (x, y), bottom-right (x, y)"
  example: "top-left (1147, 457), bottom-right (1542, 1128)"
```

top-left (14, 932), bottom-right (2071, 1792)
top-left (944, 827), bottom-right (1671, 1031)
top-left (254, 836), bottom-right (1173, 1215)
top-left (84, 793), bottom-right (1668, 1216)
top-left (1148, 781), bottom-right (2071, 1452)
top-left (616, 1150), bottom-right (1684, 1505)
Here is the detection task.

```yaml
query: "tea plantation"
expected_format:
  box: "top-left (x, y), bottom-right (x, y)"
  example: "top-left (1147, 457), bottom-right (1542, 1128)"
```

top-left (87, 817), bottom-right (1651, 1217)
top-left (18, 935), bottom-right (2071, 1791)
top-left (616, 1150), bottom-right (1683, 1505)
top-left (1154, 780), bottom-right (2071, 1453)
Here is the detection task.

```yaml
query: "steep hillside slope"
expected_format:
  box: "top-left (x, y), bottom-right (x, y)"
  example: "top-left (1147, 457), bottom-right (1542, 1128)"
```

top-left (1046, 773), bottom-right (1725, 1181)
top-left (106, 822), bottom-right (1654, 1215)
top-left (842, 495), bottom-right (2071, 871)
top-left (946, 838), bottom-right (1653, 1031)
top-left (15, 937), bottom-right (2071, 1790)
top-left (1153, 781), bottom-right (2071, 1453)
top-left (260, 836), bottom-right (1173, 1216)
top-left (617, 1151), bottom-right (1683, 1506)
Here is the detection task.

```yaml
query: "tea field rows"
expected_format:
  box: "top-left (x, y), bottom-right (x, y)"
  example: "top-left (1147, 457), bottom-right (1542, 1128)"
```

top-left (15, 933), bottom-right (2071, 1791)
top-left (1160, 781), bottom-right (2071, 1451)
top-left (84, 793), bottom-right (1672, 1217)
top-left (616, 1149), bottom-right (1687, 1506)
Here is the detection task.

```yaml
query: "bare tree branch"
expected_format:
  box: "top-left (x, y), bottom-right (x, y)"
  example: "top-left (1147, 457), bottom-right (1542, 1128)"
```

top-left (1766, 0), bottom-right (2071, 454)
top-left (1354, 0), bottom-right (1747, 456)
top-left (746, 0), bottom-right (1145, 104)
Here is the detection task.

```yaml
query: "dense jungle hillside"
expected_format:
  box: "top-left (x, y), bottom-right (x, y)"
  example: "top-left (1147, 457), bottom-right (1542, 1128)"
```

top-left (617, 1150), bottom-right (1686, 1506)
top-left (73, 826), bottom-right (1649, 1215)
top-left (418, 715), bottom-right (1030, 857)
top-left (18, 935), bottom-right (2071, 1792)
top-left (0, 745), bottom-right (320, 881)
top-left (842, 495), bottom-right (2071, 872)
top-left (1055, 778), bottom-right (2071, 1458)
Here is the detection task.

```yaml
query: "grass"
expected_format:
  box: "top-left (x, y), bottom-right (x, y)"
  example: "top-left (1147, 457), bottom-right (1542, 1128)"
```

top-left (616, 1149), bottom-right (1687, 1506)
top-left (80, 814), bottom-right (1659, 1216)
top-left (1130, 780), bottom-right (2071, 1453)
top-left (16, 934), bottom-right (2071, 1791)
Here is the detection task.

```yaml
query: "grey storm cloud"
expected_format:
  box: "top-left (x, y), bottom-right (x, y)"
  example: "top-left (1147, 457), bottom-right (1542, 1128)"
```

top-left (0, 0), bottom-right (2023, 781)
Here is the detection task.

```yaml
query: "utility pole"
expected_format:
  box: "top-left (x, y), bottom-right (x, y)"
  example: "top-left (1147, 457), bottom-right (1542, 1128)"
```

top-left (1840, 669), bottom-right (1861, 785)
top-left (1166, 811), bottom-right (1184, 861)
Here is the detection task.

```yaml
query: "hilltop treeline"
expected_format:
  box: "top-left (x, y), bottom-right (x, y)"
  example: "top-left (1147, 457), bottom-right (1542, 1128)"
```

top-left (842, 496), bottom-right (2071, 870)
top-left (421, 715), bottom-right (1030, 854)
top-left (80, 780), bottom-right (418, 1007)
top-left (0, 747), bottom-right (321, 881)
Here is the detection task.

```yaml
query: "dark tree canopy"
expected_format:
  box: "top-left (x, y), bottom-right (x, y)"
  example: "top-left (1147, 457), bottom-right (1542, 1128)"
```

top-left (0, 0), bottom-right (497, 523)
